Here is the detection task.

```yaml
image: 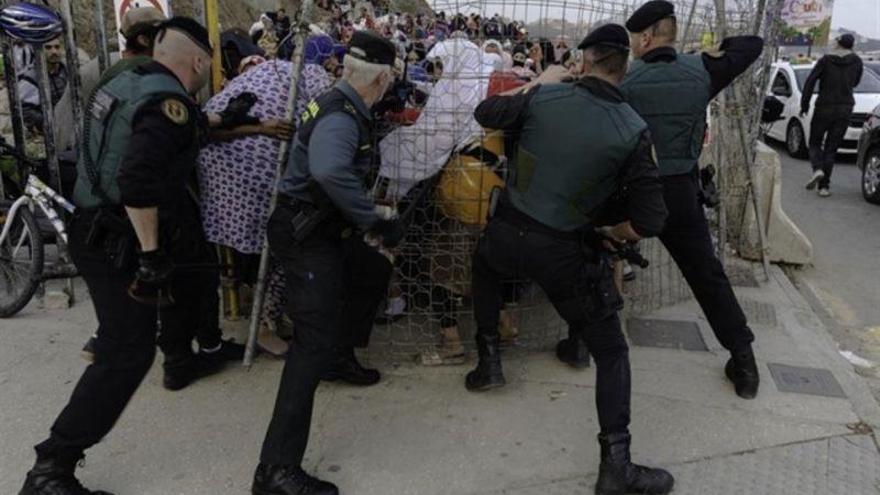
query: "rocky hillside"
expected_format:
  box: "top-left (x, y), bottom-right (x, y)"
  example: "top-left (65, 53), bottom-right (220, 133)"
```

top-left (57, 0), bottom-right (432, 54)
top-left (53, 0), bottom-right (271, 54)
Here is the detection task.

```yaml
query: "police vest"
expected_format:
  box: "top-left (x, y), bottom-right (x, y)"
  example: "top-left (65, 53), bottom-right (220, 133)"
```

top-left (620, 54), bottom-right (711, 176)
top-left (297, 87), bottom-right (374, 203)
top-left (508, 82), bottom-right (647, 232)
top-left (73, 70), bottom-right (191, 209)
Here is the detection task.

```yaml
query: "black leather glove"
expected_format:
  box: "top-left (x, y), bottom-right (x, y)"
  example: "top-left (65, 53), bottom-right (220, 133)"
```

top-left (372, 218), bottom-right (406, 249)
top-left (128, 249), bottom-right (175, 306)
top-left (219, 92), bottom-right (260, 129)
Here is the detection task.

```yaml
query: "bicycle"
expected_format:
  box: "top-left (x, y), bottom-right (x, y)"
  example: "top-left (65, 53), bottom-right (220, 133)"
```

top-left (0, 137), bottom-right (77, 317)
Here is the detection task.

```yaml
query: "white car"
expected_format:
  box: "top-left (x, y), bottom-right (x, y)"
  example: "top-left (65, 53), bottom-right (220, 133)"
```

top-left (763, 61), bottom-right (880, 158)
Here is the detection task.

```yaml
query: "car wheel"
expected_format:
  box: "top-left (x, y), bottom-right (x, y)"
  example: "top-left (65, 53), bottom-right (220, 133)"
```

top-left (862, 148), bottom-right (880, 204)
top-left (786, 120), bottom-right (808, 159)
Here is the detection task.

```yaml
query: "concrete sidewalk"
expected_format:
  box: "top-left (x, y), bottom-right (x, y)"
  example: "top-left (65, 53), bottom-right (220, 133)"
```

top-left (1, 265), bottom-right (879, 495)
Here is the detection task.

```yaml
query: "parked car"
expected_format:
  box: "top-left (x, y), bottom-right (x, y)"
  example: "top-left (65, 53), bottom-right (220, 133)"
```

top-left (763, 62), bottom-right (880, 158)
top-left (865, 61), bottom-right (880, 79)
top-left (856, 102), bottom-right (880, 204)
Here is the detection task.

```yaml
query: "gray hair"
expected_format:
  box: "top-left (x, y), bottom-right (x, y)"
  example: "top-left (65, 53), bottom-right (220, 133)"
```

top-left (342, 54), bottom-right (392, 87)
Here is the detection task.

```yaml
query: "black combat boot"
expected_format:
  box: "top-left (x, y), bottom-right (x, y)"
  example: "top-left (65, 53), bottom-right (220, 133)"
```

top-left (556, 336), bottom-right (590, 369)
top-left (725, 347), bottom-right (760, 399)
top-left (19, 453), bottom-right (114, 495)
top-left (595, 432), bottom-right (674, 495)
top-left (163, 352), bottom-right (226, 391)
top-left (322, 348), bottom-right (381, 386)
top-left (200, 338), bottom-right (246, 362)
top-left (465, 334), bottom-right (506, 391)
top-left (252, 464), bottom-right (338, 495)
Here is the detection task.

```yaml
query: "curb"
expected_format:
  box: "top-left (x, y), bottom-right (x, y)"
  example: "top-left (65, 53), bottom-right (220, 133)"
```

top-left (775, 265), bottom-right (880, 432)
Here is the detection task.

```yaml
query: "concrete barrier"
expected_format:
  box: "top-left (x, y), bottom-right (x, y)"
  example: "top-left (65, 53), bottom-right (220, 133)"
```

top-left (737, 141), bottom-right (813, 265)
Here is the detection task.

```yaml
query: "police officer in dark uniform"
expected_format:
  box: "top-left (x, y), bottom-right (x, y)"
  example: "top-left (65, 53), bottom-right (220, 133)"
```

top-left (252, 31), bottom-right (403, 495)
top-left (18, 18), bottom-right (215, 495)
top-left (467, 24), bottom-right (674, 495)
top-left (619, 0), bottom-right (764, 399)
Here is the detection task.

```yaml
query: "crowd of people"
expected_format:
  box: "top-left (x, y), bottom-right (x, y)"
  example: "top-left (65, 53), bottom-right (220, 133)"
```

top-left (202, 3), bottom-right (590, 358)
top-left (10, 1), bottom-right (775, 494)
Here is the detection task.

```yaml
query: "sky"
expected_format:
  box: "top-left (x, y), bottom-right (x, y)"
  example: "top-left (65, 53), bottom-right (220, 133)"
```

top-left (429, 0), bottom-right (880, 39)
top-left (830, 0), bottom-right (880, 38)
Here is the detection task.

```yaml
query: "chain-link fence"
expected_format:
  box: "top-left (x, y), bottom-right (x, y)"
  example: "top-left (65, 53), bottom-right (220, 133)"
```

top-left (364, 0), bottom-right (780, 358)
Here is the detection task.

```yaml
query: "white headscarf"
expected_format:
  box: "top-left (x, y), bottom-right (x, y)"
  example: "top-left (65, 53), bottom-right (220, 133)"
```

top-left (378, 37), bottom-right (493, 200)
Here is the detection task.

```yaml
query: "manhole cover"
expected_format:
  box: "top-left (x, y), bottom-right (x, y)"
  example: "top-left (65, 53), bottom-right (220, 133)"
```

top-left (740, 298), bottom-right (778, 327)
top-left (726, 264), bottom-right (760, 288)
top-left (626, 318), bottom-right (708, 351)
top-left (767, 363), bottom-right (846, 398)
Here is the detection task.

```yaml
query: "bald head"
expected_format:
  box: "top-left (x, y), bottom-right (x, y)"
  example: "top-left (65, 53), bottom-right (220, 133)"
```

top-left (153, 28), bottom-right (212, 93)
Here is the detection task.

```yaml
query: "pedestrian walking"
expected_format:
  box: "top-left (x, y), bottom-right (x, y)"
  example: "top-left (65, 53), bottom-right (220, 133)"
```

top-left (801, 33), bottom-right (863, 197)
top-left (619, 0), bottom-right (764, 400)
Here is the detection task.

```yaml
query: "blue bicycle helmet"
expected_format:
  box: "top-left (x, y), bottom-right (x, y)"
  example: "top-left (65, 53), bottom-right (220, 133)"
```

top-left (0, 2), bottom-right (63, 44)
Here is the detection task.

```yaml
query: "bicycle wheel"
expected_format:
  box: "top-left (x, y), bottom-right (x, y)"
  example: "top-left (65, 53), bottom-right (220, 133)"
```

top-left (0, 205), bottom-right (44, 317)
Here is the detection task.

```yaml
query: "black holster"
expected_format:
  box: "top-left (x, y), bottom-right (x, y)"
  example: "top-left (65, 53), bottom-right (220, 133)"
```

top-left (84, 208), bottom-right (136, 270)
top-left (576, 232), bottom-right (624, 322)
top-left (698, 165), bottom-right (720, 209)
top-left (282, 196), bottom-right (351, 244)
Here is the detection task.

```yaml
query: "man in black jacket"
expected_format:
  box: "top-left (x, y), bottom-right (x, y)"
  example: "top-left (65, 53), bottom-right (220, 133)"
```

top-left (802, 34), bottom-right (863, 197)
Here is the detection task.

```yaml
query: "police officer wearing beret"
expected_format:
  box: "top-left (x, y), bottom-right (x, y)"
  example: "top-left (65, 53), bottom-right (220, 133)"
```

top-left (252, 31), bottom-right (403, 495)
top-left (468, 24), bottom-right (674, 495)
top-left (619, 0), bottom-right (764, 399)
top-left (19, 18), bottom-right (216, 495)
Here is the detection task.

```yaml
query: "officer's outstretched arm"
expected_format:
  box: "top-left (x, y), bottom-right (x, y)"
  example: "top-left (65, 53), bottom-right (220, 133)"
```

top-left (125, 207), bottom-right (159, 252)
top-left (702, 35), bottom-right (764, 99)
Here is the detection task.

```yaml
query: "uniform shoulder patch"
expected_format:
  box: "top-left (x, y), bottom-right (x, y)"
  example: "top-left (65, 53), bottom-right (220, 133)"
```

top-left (161, 98), bottom-right (189, 125)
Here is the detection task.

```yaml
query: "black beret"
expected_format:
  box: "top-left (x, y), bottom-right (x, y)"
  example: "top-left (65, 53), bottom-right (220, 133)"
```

top-left (625, 0), bottom-right (675, 33)
top-left (837, 33), bottom-right (855, 49)
top-left (348, 30), bottom-right (397, 66)
top-left (578, 24), bottom-right (630, 51)
top-left (159, 17), bottom-right (211, 54)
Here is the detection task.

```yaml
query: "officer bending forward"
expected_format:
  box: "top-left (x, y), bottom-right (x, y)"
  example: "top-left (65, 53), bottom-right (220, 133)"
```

top-left (252, 31), bottom-right (404, 495)
top-left (467, 25), bottom-right (673, 495)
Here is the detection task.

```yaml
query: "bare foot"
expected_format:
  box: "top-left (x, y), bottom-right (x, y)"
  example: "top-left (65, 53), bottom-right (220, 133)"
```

top-left (420, 326), bottom-right (466, 366)
top-left (499, 309), bottom-right (519, 342)
top-left (257, 322), bottom-right (289, 357)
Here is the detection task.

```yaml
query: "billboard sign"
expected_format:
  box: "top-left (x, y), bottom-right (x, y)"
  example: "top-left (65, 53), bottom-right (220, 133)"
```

top-left (778, 0), bottom-right (835, 47)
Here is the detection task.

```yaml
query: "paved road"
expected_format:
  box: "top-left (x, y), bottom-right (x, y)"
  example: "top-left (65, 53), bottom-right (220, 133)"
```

top-left (773, 142), bottom-right (880, 400)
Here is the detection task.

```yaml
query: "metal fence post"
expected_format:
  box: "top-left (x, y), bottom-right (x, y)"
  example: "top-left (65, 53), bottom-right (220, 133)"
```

top-left (33, 47), bottom-right (60, 194)
top-left (244, 0), bottom-right (316, 368)
top-left (59, 0), bottom-right (84, 156)
top-left (93, 0), bottom-right (110, 73)
top-left (1, 38), bottom-right (27, 179)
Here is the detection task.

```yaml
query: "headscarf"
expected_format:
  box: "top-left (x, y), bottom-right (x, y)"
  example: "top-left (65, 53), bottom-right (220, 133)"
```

top-left (482, 40), bottom-right (510, 71)
top-left (379, 37), bottom-right (493, 199)
top-left (303, 34), bottom-right (344, 65)
top-left (483, 52), bottom-right (503, 72)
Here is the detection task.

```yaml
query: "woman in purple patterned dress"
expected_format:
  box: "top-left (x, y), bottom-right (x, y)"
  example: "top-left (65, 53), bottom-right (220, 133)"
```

top-left (197, 36), bottom-right (342, 356)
